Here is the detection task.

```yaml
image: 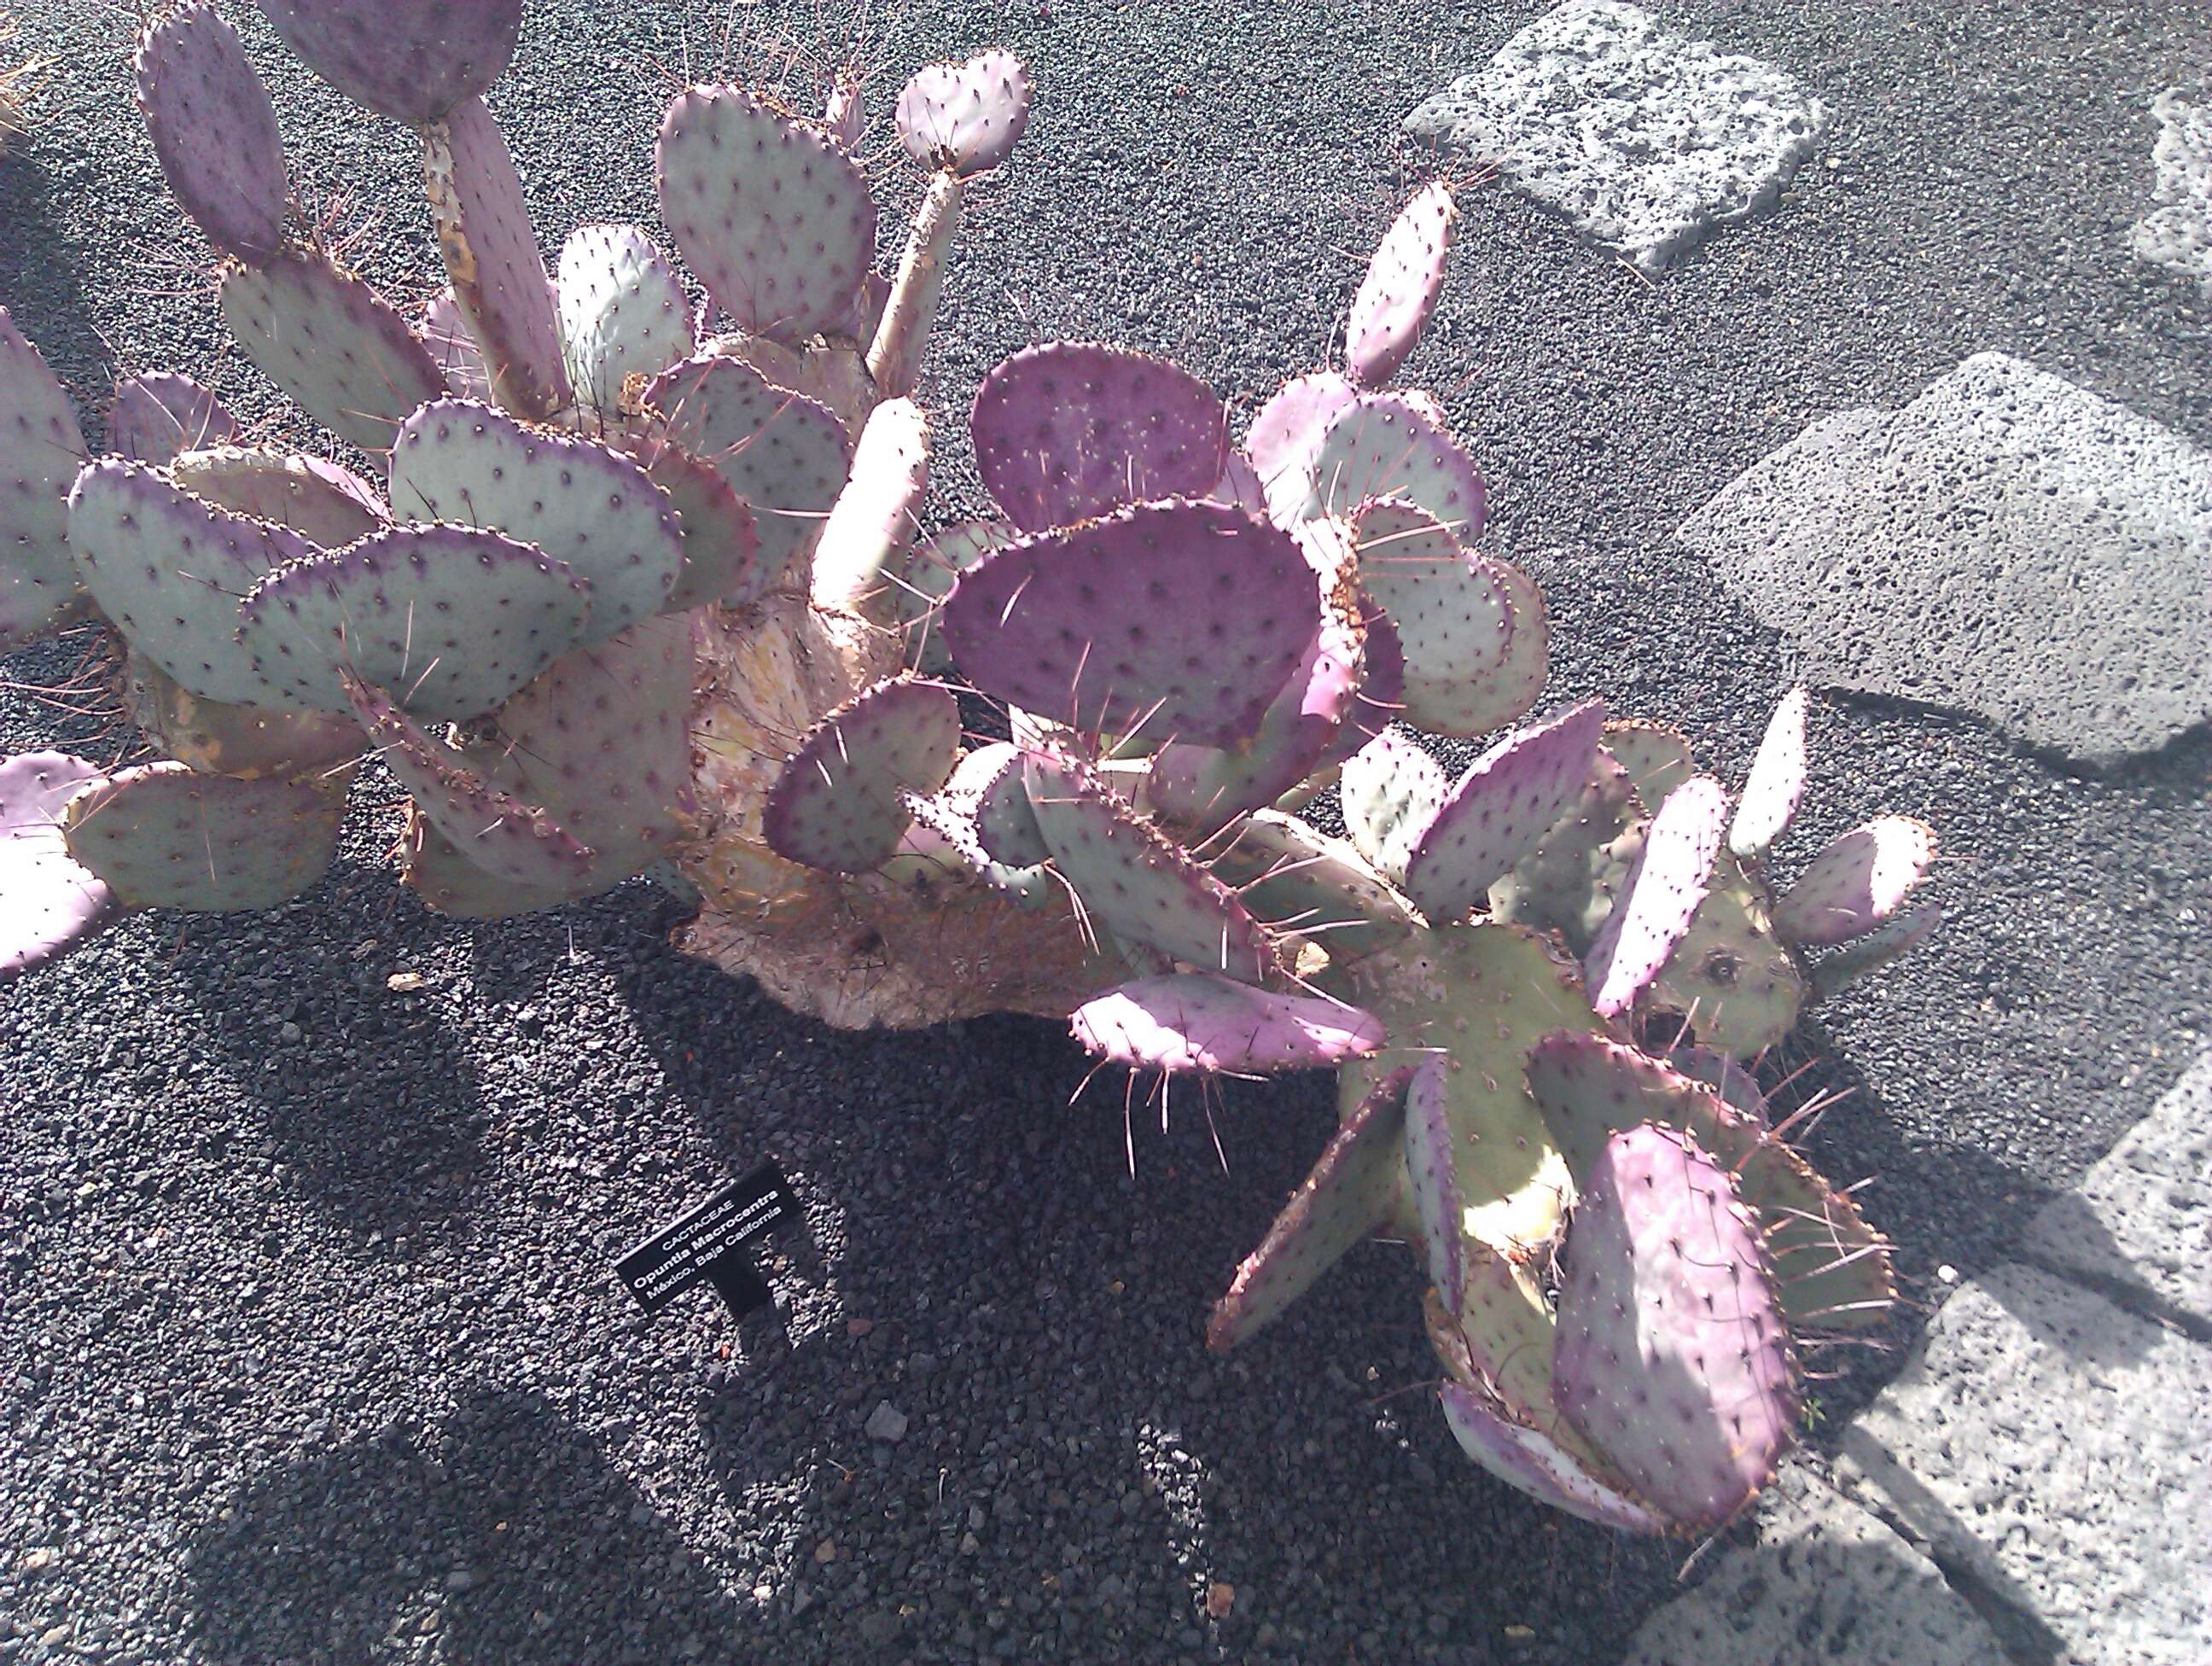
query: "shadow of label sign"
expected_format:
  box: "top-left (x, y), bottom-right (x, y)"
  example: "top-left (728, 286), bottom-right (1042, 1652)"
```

top-left (614, 1162), bottom-right (797, 1320)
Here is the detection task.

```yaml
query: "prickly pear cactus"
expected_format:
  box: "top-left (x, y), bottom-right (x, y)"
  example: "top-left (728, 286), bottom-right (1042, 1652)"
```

top-left (0, 8), bottom-right (1941, 1539)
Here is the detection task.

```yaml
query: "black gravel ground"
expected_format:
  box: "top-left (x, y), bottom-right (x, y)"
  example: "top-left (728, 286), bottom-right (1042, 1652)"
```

top-left (3, 2), bottom-right (2208, 1662)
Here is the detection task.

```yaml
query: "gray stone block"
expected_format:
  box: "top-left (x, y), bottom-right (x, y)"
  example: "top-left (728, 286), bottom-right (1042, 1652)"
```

top-left (1402, 0), bottom-right (1826, 271)
top-left (1837, 1262), bottom-right (2212, 1665)
top-left (2025, 1049), bottom-right (2212, 1326)
top-left (1617, 1465), bottom-right (2010, 1666)
top-left (1678, 352), bottom-right (2212, 762)
top-left (2133, 91), bottom-right (2212, 294)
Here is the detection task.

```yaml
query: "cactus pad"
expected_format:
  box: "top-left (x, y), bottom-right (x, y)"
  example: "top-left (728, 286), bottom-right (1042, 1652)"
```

top-left (341, 671), bottom-right (597, 893)
top-left (1437, 1383), bottom-right (1664, 1533)
top-left (556, 223), bottom-right (693, 418)
top-left (616, 433), bottom-right (761, 611)
top-left (67, 457), bottom-right (313, 707)
top-left (125, 654), bottom-right (362, 780)
top-left (389, 398), bottom-right (682, 640)
top-left (1207, 1065), bottom-right (1413, 1350)
top-left (400, 814), bottom-right (578, 919)
top-left (1208, 809), bottom-right (1414, 962)
top-left (645, 354), bottom-right (853, 580)
top-left (1346, 182), bottom-right (1455, 389)
top-left (1810, 898), bottom-right (1941, 1001)
top-left (895, 50), bottom-right (1032, 177)
top-left (134, 3), bottom-right (287, 265)
top-left (256, 0), bottom-right (523, 124)
top-left (1349, 497), bottom-right (1533, 735)
top-left (1601, 719), bottom-right (1693, 810)
top-left (944, 499), bottom-right (1316, 749)
top-left (1301, 393), bottom-right (1484, 538)
top-left (1522, 1033), bottom-right (1893, 1332)
top-left (238, 522), bottom-right (591, 721)
top-left (170, 446), bottom-right (387, 549)
top-left (762, 676), bottom-right (963, 874)
top-left (1773, 816), bottom-right (1937, 947)
top-left (1404, 698), bottom-right (1608, 924)
top-left (1644, 848), bottom-right (1806, 1057)
top-left (61, 763), bottom-right (344, 912)
top-left (1403, 1055), bottom-right (1465, 1308)
top-left (656, 85), bottom-right (876, 342)
top-left (965, 744), bottom-right (1048, 866)
top-left (969, 343), bottom-right (1229, 533)
top-left (1729, 685), bottom-right (1808, 858)
top-left (219, 252), bottom-right (447, 451)
top-left (1487, 749), bottom-right (1641, 952)
top-left (1022, 749), bottom-right (1278, 982)
top-left (421, 288), bottom-right (491, 399)
top-left (1247, 370), bottom-right (1358, 521)
top-left (0, 309), bottom-right (90, 647)
top-left (110, 374), bottom-right (239, 464)
top-left (1, 753), bottom-right (115, 978)
top-left (421, 96), bottom-right (570, 418)
top-left (1552, 1122), bottom-right (1798, 1531)
top-left (1584, 773), bottom-right (1727, 1018)
top-left (1339, 729), bottom-right (1447, 888)
top-left (1070, 974), bottom-right (1385, 1075)
top-left (900, 519), bottom-right (1013, 673)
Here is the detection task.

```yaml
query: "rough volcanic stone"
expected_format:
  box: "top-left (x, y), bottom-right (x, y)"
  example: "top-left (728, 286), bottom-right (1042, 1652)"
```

top-left (1837, 1262), bottom-right (2212, 1666)
top-left (2023, 1048), bottom-right (2212, 1327)
top-left (2132, 91), bottom-right (2212, 293)
top-left (1618, 1466), bottom-right (2008, 1666)
top-left (1678, 352), bottom-right (2212, 763)
top-left (1403, 0), bottom-right (1826, 271)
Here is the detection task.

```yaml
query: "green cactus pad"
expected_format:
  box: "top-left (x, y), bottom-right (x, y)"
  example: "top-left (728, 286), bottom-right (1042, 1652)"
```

top-left (900, 520), bottom-right (1013, 673)
top-left (969, 343), bottom-right (1229, 533)
top-left (1729, 686), bottom-right (1809, 858)
top-left (945, 499), bottom-right (1318, 750)
top-left (616, 434), bottom-right (762, 611)
top-left (1, 752), bottom-right (116, 978)
top-left (556, 223), bottom-right (694, 418)
top-left (389, 398), bottom-right (681, 640)
top-left (1346, 182), bottom-right (1456, 389)
top-left (0, 309), bottom-right (90, 649)
top-left (964, 743), bottom-right (1049, 867)
top-left (1206, 1065), bottom-right (1413, 1350)
top-left (400, 814), bottom-right (578, 920)
top-left (473, 614), bottom-right (698, 890)
top-left (1487, 749), bottom-right (1642, 953)
top-left (342, 672), bottom-right (597, 894)
top-left (655, 85), bottom-right (876, 343)
top-left (1070, 974), bottom-right (1385, 1075)
top-left (1773, 816), bottom-right (1938, 947)
top-left (169, 446), bottom-right (387, 549)
top-left (812, 398), bottom-right (930, 620)
top-left (67, 457), bottom-right (313, 707)
top-left (61, 763), bottom-right (344, 912)
top-left (762, 676), bottom-right (963, 874)
top-left (1553, 1122), bottom-right (1799, 1533)
top-left (1644, 848), bottom-right (1806, 1057)
top-left (219, 252), bottom-right (447, 452)
top-left (1404, 699), bottom-right (1608, 925)
top-left (1207, 809), bottom-right (1414, 962)
top-left (1022, 749), bottom-right (1279, 982)
top-left (125, 652), bottom-right (362, 781)
top-left (1523, 1032), bottom-right (1893, 1331)
top-left (1584, 774), bottom-right (1728, 1017)
top-left (110, 374), bottom-right (238, 464)
top-left (1347, 496), bottom-right (1544, 737)
top-left (133, 3), bottom-right (287, 265)
top-left (1601, 719), bottom-right (1694, 810)
top-left (1299, 393), bottom-right (1485, 539)
top-left (1339, 923), bottom-right (1596, 1255)
top-left (894, 50), bottom-right (1032, 178)
top-left (1403, 1056), bottom-right (1465, 1308)
top-left (421, 96), bottom-right (570, 419)
top-left (1810, 899), bottom-right (1941, 1002)
top-left (237, 522), bottom-right (591, 722)
top-left (1339, 730), bottom-right (1448, 889)
top-left (257, 0), bottom-right (523, 125)
top-left (644, 354), bottom-right (853, 582)
top-left (1437, 1381), bottom-right (1664, 1534)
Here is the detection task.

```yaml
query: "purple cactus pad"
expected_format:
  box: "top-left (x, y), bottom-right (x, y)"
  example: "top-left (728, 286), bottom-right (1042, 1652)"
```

top-left (170, 446), bottom-right (387, 550)
top-left (1773, 816), bottom-right (1938, 947)
top-left (255, 0), bottom-right (523, 124)
top-left (0, 752), bottom-right (114, 978)
top-left (0, 309), bottom-right (90, 649)
top-left (1345, 183), bottom-right (1457, 389)
top-left (556, 223), bottom-right (694, 417)
top-left (134, 3), bottom-right (288, 265)
top-left (1246, 371), bottom-right (1358, 525)
top-left (762, 676), bottom-right (963, 874)
top-left (109, 373), bottom-right (239, 464)
top-left (1302, 393), bottom-right (1485, 539)
top-left (1728, 686), bottom-right (1809, 858)
top-left (1070, 975), bottom-right (1385, 1075)
top-left (1437, 1384), bottom-right (1665, 1533)
top-left (970, 343), bottom-right (1230, 533)
top-left (1584, 773), bottom-right (1728, 1017)
top-left (61, 762), bottom-right (345, 912)
top-left (895, 50), bottom-right (1031, 178)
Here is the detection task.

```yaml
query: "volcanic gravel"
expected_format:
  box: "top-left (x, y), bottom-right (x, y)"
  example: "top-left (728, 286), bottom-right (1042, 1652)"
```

top-left (2, 1), bottom-right (2207, 1663)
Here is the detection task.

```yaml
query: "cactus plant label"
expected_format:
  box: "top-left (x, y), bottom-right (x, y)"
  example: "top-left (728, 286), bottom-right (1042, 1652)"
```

top-left (614, 1161), bottom-right (797, 1321)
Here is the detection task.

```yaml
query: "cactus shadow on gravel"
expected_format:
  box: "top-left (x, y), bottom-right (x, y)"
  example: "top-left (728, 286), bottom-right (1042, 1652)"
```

top-left (0, 145), bottom-right (108, 414)
top-left (185, 1388), bottom-right (749, 1664)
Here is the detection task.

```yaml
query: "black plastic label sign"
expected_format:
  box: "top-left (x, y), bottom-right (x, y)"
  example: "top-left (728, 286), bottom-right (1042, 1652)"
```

top-left (614, 1162), bottom-right (796, 1319)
